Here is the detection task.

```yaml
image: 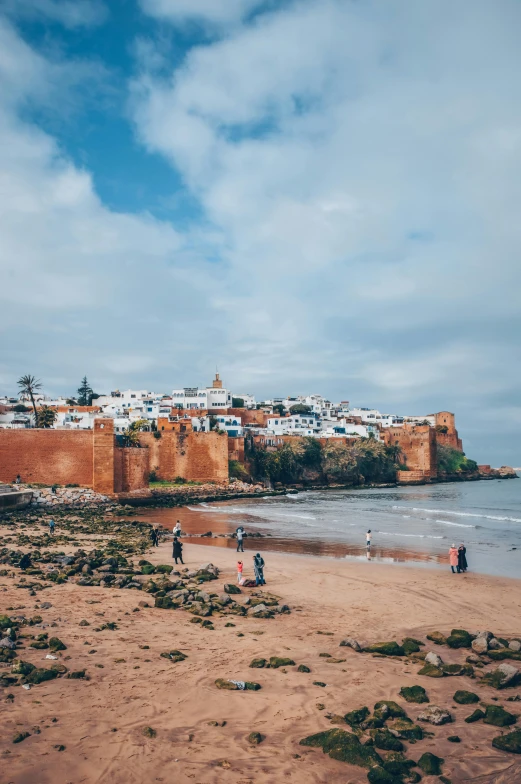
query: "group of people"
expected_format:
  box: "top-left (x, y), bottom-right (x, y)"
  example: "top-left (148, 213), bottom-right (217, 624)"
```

top-left (449, 543), bottom-right (468, 573)
top-left (237, 553), bottom-right (266, 586)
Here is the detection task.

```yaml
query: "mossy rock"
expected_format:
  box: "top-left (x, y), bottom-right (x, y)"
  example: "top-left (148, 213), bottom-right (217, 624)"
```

top-left (30, 641), bottom-right (49, 649)
top-left (367, 767), bottom-right (403, 784)
top-left (67, 669), bottom-right (87, 679)
top-left (201, 620), bottom-right (214, 629)
top-left (160, 650), bottom-right (187, 663)
top-left (483, 704), bottom-right (518, 727)
top-left (224, 584), bottom-right (241, 594)
top-left (488, 649), bottom-right (521, 662)
top-left (154, 596), bottom-right (178, 610)
top-left (297, 664), bottom-right (311, 673)
top-left (155, 564), bottom-right (173, 574)
top-left (143, 726), bottom-right (156, 738)
top-left (269, 657), bottom-right (295, 668)
top-left (399, 686), bottom-right (429, 704)
top-left (215, 678), bottom-right (238, 690)
top-left (382, 752), bottom-right (417, 776)
top-left (448, 735), bottom-right (461, 742)
top-left (366, 642), bottom-right (406, 657)
top-left (418, 663), bottom-right (444, 678)
top-left (313, 681), bottom-right (327, 687)
top-left (492, 728), bottom-right (521, 753)
top-left (373, 730), bottom-right (404, 752)
top-left (345, 706), bottom-right (370, 726)
top-left (453, 690), bottom-right (479, 704)
top-left (247, 731), bottom-right (264, 745)
top-left (0, 615), bottom-right (13, 630)
top-left (13, 732), bottom-right (31, 744)
top-left (387, 719), bottom-right (423, 740)
top-left (12, 660), bottom-right (35, 676)
top-left (299, 728), bottom-right (382, 769)
top-left (418, 752), bottom-right (443, 775)
top-left (402, 638), bottom-right (423, 655)
top-left (245, 681), bottom-right (261, 690)
top-left (374, 701), bottom-right (408, 719)
top-left (482, 668), bottom-right (521, 689)
top-left (26, 667), bottom-right (59, 685)
top-left (446, 629), bottom-right (472, 649)
top-left (442, 663), bottom-right (474, 677)
top-left (141, 565), bottom-right (155, 575)
top-left (426, 631), bottom-right (447, 645)
top-left (465, 708), bottom-right (485, 723)
top-left (49, 637), bottom-right (67, 652)
top-left (250, 658), bottom-right (266, 668)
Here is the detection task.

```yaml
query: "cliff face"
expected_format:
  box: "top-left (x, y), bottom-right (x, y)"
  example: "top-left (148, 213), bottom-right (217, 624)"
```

top-left (478, 465), bottom-right (518, 479)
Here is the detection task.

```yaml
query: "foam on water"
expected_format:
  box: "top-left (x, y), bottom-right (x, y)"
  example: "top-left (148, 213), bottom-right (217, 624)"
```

top-left (393, 505), bottom-right (521, 523)
top-left (435, 519), bottom-right (476, 528)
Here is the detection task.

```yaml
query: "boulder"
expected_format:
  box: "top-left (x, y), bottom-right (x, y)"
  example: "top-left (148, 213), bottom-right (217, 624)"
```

top-left (299, 728), bottom-right (383, 769)
top-left (297, 664), bottom-right (311, 673)
top-left (417, 705), bottom-right (452, 725)
top-left (339, 638), bottom-right (362, 652)
top-left (223, 584), bottom-right (241, 595)
top-left (344, 707), bottom-right (370, 727)
top-left (248, 604), bottom-right (274, 619)
top-left (247, 731), bottom-right (264, 745)
top-left (474, 631), bottom-right (494, 642)
top-left (418, 663), bottom-right (444, 678)
top-left (387, 719), bottom-right (423, 740)
top-left (365, 642), bottom-right (406, 657)
top-left (483, 704), bottom-right (518, 727)
top-left (465, 709), bottom-right (486, 723)
top-left (372, 730), bottom-right (404, 752)
top-left (492, 729), bottom-right (521, 754)
top-left (373, 701), bottom-right (407, 719)
top-left (418, 752), bottom-right (444, 775)
top-left (453, 690), bottom-right (479, 704)
top-left (399, 686), bottom-right (429, 704)
top-left (472, 637), bottom-right (489, 654)
top-left (425, 651), bottom-right (444, 668)
top-left (401, 638), bottom-right (423, 655)
top-left (268, 657), bottom-right (295, 668)
top-left (509, 641), bottom-right (521, 652)
top-left (426, 631), bottom-right (447, 645)
top-left (489, 638), bottom-right (503, 650)
top-left (482, 663), bottom-right (520, 689)
top-left (446, 629), bottom-right (473, 649)
top-left (249, 658), bottom-right (266, 669)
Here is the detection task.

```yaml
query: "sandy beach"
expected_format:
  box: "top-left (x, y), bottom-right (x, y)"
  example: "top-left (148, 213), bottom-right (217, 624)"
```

top-left (2, 529), bottom-right (521, 784)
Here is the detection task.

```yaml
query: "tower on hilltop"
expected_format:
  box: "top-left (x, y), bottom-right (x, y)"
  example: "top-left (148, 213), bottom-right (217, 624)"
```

top-left (212, 372), bottom-right (223, 389)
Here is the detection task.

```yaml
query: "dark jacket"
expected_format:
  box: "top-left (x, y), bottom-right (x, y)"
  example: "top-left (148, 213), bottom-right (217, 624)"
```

top-left (173, 540), bottom-right (183, 557)
top-left (458, 546), bottom-right (468, 570)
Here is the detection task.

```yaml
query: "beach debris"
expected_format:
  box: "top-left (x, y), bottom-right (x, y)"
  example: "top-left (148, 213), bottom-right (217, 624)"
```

top-left (417, 705), bottom-right (452, 725)
top-left (247, 731), bottom-right (264, 745)
top-left (339, 638), bottom-right (362, 652)
top-left (399, 686), bottom-right (429, 704)
top-left (299, 728), bottom-right (382, 768)
top-left (160, 650), bottom-right (187, 663)
top-left (465, 709), bottom-right (486, 723)
top-left (446, 629), bottom-right (473, 649)
top-left (417, 752), bottom-right (444, 775)
top-left (482, 663), bottom-right (520, 689)
top-left (453, 690), bottom-right (479, 704)
top-left (45, 654), bottom-right (58, 660)
top-left (482, 704), bottom-right (518, 727)
top-left (492, 728), bottom-right (521, 753)
top-left (426, 631), bottom-right (447, 645)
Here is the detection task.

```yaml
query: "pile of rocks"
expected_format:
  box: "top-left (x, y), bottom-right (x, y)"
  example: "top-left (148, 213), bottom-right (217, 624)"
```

top-left (29, 487), bottom-right (110, 508)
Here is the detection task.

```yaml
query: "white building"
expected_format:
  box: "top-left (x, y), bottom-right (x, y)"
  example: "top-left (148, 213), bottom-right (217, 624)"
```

top-left (231, 393), bottom-right (256, 409)
top-left (266, 413), bottom-right (322, 436)
top-left (348, 407), bottom-right (383, 424)
top-left (214, 415), bottom-right (244, 437)
top-left (171, 374), bottom-right (231, 411)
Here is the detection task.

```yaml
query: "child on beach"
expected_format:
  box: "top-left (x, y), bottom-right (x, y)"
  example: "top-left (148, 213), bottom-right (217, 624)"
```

top-left (237, 560), bottom-right (243, 583)
top-left (449, 544), bottom-right (459, 573)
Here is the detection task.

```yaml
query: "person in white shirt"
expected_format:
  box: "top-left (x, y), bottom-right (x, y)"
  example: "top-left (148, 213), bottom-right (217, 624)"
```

top-left (366, 530), bottom-right (372, 549)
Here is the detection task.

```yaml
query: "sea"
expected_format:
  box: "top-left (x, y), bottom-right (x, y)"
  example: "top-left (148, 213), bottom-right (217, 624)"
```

top-left (137, 476), bottom-right (521, 579)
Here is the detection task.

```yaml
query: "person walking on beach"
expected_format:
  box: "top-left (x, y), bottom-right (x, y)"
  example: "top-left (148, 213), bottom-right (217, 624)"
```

top-left (49, 519), bottom-right (55, 535)
top-left (449, 544), bottom-right (459, 573)
top-left (237, 560), bottom-right (243, 584)
top-left (172, 536), bottom-right (184, 565)
top-left (253, 553), bottom-right (265, 586)
top-left (174, 521), bottom-right (181, 537)
top-left (458, 543), bottom-right (468, 573)
top-left (150, 527), bottom-right (158, 547)
top-left (236, 526), bottom-right (245, 553)
top-left (366, 530), bottom-right (372, 549)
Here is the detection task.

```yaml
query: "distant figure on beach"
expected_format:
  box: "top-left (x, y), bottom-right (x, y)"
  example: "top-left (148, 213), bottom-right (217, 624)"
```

top-left (253, 553), bottom-right (265, 586)
top-left (458, 543), bottom-right (468, 573)
top-left (449, 544), bottom-right (459, 573)
top-left (150, 527), bottom-right (159, 547)
top-left (236, 526), bottom-right (245, 553)
top-left (15, 474), bottom-right (21, 485)
top-left (172, 536), bottom-right (184, 564)
top-left (366, 530), bottom-right (372, 549)
top-left (49, 519), bottom-right (55, 535)
top-left (237, 560), bottom-right (243, 583)
top-left (174, 521), bottom-right (181, 537)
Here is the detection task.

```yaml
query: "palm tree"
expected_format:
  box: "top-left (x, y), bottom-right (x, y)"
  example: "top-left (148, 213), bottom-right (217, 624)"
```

top-left (38, 406), bottom-right (57, 429)
top-left (18, 374), bottom-right (42, 427)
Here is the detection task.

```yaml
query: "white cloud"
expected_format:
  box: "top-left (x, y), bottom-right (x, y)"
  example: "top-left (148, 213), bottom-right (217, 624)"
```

top-left (2, 0), bottom-right (108, 28)
top-left (139, 0), bottom-right (263, 26)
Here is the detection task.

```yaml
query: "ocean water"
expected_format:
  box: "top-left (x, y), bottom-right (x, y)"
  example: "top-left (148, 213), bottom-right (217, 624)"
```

top-left (139, 477), bottom-right (521, 578)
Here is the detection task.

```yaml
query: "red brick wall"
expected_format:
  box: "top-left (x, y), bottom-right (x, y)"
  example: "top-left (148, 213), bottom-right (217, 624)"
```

top-left (0, 429), bottom-right (93, 486)
top-left (92, 419), bottom-right (115, 494)
top-left (139, 431), bottom-right (228, 482)
top-left (228, 436), bottom-right (245, 462)
top-left (114, 447), bottom-right (150, 492)
top-left (384, 425), bottom-right (437, 477)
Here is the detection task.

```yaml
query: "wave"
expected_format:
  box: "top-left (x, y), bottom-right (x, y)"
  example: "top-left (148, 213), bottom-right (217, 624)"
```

top-left (393, 506), bottom-right (521, 523)
top-left (435, 519), bottom-right (476, 528)
top-left (378, 532), bottom-right (445, 539)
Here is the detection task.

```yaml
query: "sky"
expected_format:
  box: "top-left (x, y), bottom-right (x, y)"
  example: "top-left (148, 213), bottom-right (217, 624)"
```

top-left (0, 0), bottom-right (520, 466)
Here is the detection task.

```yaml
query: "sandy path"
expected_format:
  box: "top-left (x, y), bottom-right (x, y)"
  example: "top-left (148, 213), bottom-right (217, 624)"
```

top-left (1, 542), bottom-right (521, 784)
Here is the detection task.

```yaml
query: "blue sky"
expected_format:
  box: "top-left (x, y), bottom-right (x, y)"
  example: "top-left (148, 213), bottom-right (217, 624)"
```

top-left (0, 0), bottom-right (520, 466)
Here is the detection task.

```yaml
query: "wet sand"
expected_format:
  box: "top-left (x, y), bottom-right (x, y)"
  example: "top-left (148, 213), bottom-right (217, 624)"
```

top-left (2, 538), bottom-right (521, 784)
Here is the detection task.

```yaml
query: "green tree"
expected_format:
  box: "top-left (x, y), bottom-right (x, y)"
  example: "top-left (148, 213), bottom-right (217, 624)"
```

top-left (38, 406), bottom-right (57, 428)
top-left (232, 397), bottom-right (244, 408)
top-left (77, 376), bottom-right (94, 406)
top-left (12, 404), bottom-right (30, 413)
top-left (437, 445), bottom-right (477, 474)
top-left (273, 403), bottom-right (286, 416)
top-left (289, 403), bottom-right (312, 414)
top-left (17, 374), bottom-right (42, 426)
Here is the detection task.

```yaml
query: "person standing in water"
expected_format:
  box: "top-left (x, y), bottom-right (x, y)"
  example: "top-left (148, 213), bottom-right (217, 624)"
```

top-left (449, 544), bottom-right (459, 573)
top-left (366, 530), bottom-right (372, 550)
top-left (458, 543), bottom-right (468, 573)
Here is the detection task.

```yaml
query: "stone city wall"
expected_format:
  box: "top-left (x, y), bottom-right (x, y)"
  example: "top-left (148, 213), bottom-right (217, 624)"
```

top-left (138, 430), bottom-right (229, 483)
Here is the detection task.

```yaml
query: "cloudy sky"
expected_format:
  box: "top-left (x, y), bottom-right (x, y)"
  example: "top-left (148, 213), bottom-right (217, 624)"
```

top-left (0, 0), bottom-right (520, 465)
